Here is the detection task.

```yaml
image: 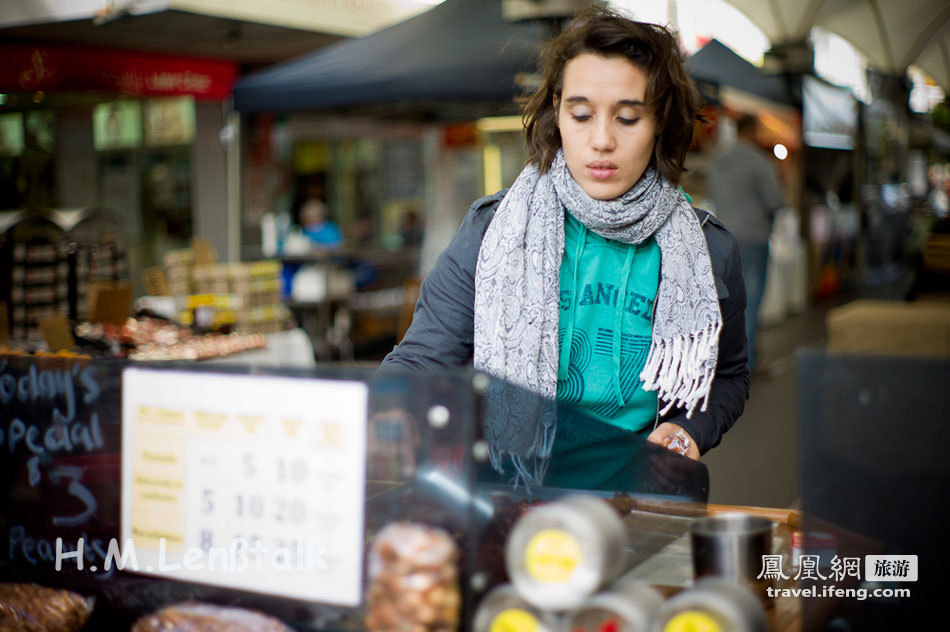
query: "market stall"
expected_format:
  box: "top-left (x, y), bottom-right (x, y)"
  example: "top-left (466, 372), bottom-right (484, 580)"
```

top-left (230, 0), bottom-right (549, 361)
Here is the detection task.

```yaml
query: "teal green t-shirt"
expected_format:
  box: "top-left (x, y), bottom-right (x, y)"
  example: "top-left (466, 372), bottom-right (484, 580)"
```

top-left (555, 210), bottom-right (661, 433)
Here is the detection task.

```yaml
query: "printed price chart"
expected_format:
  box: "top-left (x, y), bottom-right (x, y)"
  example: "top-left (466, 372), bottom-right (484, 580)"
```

top-left (121, 368), bottom-right (368, 605)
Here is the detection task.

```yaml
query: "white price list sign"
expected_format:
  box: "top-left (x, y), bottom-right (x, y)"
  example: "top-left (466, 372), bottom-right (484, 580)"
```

top-left (120, 368), bottom-right (368, 605)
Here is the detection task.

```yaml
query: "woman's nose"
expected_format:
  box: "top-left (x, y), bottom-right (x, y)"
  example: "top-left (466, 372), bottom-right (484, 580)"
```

top-left (591, 119), bottom-right (615, 151)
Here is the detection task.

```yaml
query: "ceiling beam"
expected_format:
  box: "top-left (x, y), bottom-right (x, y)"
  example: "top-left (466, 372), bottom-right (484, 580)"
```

top-left (799, 0), bottom-right (830, 40)
top-left (900, 6), bottom-right (950, 71)
top-left (766, 0), bottom-right (788, 41)
top-left (941, 39), bottom-right (950, 90)
top-left (865, 0), bottom-right (896, 71)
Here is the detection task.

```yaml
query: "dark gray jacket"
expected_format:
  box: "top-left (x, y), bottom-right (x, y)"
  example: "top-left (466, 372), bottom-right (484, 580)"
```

top-left (383, 190), bottom-right (750, 454)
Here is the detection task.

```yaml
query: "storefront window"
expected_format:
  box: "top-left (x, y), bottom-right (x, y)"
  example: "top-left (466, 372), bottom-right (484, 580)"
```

top-left (0, 112), bottom-right (25, 209)
top-left (93, 101), bottom-right (142, 151)
top-left (144, 96), bottom-right (196, 146)
top-left (0, 108), bottom-right (56, 210)
top-left (93, 97), bottom-right (196, 292)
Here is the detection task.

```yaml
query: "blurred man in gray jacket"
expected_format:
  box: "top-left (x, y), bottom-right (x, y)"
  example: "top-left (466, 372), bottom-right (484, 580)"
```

top-left (707, 114), bottom-right (786, 371)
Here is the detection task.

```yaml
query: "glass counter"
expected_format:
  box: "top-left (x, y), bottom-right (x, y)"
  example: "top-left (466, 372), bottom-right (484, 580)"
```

top-left (0, 354), bottom-right (713, 630)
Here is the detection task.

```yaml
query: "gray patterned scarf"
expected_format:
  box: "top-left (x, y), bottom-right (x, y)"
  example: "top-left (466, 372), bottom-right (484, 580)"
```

top-left (474, 150), bottom-right (722, 481)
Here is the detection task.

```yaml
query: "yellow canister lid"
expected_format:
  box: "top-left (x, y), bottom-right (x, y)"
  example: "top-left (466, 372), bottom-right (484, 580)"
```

top-left (524, 528), bottom-right (583, 584)
top-left (489, 608), bottom-right (540, 632)
top-left (663, 611), bottom-right (722, 632)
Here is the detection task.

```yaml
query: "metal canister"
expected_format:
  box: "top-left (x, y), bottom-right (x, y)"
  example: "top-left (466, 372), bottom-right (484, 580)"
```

top-left (473, 585), bottom-right (557, 632)
top-left (561, 579), bottom-right (663, 632)
top-left (506, 494), bottom-right (628, 611)
top-left (650, 577), bottom-right (767, 632)
top-left (690, 513), bottom-right (774, 607)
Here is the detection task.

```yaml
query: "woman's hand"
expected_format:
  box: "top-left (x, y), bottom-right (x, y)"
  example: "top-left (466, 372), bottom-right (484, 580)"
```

top-left (647, 422), bottom-right (700, 460)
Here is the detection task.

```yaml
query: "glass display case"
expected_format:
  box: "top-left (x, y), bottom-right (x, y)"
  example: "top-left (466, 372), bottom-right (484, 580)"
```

top-left (0, 356), bottom-right (481, 629)
top-left (0, 354), bottom-right (788, 630)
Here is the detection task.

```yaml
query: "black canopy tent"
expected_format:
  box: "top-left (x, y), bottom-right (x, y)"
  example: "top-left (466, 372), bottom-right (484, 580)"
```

top-left (233, 1), bottom-right (802, 116)
top-left (232, 0), bottom-right (545, 116)
top-left (685, 38), bottom-right (796, 107)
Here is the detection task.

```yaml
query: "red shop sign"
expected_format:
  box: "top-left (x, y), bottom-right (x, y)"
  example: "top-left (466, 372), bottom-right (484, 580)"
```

top-left (0, 43), bottom-right (238, 100)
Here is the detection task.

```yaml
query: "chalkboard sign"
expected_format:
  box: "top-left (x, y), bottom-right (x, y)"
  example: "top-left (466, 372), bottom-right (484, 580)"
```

top-left (0, 354), bottom-right (122, 587)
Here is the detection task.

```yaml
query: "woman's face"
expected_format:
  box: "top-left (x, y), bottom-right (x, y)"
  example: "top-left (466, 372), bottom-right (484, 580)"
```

top-left (557, 53), bottom-right (658, 200)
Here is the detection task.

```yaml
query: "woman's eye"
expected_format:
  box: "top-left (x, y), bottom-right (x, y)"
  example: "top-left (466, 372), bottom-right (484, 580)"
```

top-left (618, 117), bottom-right (640, 126)
top-left (571, 114), bottom-right (592, 122)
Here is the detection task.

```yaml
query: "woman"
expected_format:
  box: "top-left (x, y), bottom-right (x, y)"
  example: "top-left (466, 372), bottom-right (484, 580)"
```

top-left (382, 9), bottom-right (749, 478)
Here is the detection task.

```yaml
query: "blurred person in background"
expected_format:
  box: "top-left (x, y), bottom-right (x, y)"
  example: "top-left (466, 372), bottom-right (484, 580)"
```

top-left (299, 198), bottom-right (343, 250)
top-left (383, 8), bottom-right (749, 480)
top-left (347, 210), bottom-right (376, 246)
top-left (399, 207), bottom-right (425, 247)
top-left (707, 114), bottom-right (785, 371)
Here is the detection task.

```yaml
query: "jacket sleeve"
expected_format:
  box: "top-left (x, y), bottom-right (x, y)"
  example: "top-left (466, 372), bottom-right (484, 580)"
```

top-left (662, 221), bottom-right (750, 453)
top-left (380, 194), bottom-right (500, 370)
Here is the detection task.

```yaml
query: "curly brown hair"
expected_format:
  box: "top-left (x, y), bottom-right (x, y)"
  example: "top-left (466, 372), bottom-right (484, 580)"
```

top-left (522, 8), bottom-right (703, 185)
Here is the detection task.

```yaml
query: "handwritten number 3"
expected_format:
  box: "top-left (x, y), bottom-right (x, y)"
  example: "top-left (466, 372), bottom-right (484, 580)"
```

top-left (48, 465), bottom-right (98, 527)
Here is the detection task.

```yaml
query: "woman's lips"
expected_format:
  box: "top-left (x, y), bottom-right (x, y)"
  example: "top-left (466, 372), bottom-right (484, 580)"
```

top-left (587, 162), bottom-right (618, 180)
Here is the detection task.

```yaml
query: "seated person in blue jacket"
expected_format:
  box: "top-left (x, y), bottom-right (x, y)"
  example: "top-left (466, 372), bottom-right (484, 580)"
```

top-left (300, 198), bottom-right (343, 249)
top-left (382, 8), bottom-right (749, 480)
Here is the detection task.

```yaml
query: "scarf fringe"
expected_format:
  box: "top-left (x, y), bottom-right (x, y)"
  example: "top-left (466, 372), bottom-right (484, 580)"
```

top-left (487, 406), bottom-right (556, 490)
top-left (640, 320), bottom-right (723, 418)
